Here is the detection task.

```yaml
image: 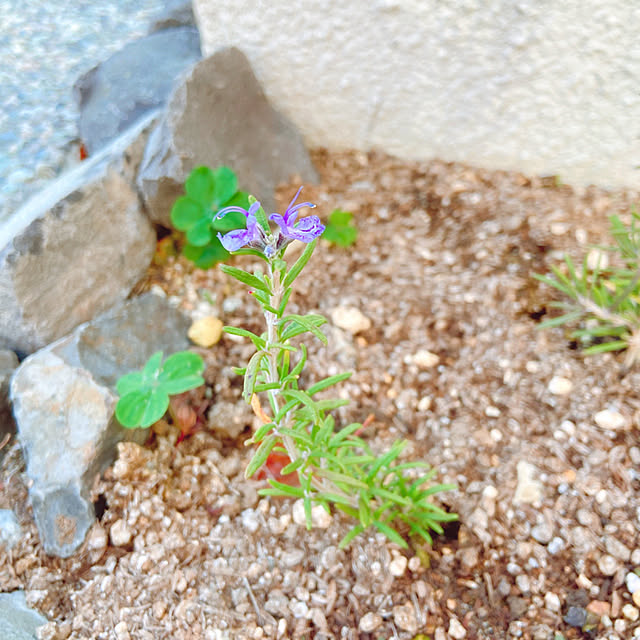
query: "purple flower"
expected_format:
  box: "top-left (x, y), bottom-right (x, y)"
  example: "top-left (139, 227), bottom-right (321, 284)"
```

top-left (215, 201), bottom-right (266, 252)
top-left (270, 187), bottom-right (325, 243)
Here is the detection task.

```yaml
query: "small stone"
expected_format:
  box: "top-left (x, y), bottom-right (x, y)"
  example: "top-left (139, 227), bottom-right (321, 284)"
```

top-left (564, 606), bottom-right (588, 627)
top-left (544, 592), bottom-right (561, 613)
top-left (586, 248), bottom-right (609, 271)
top-left (407, 349), bottom-right (440, 369)
top-left (587, 600), bottom-right (610, 617)
top-left (241, 509), bottom-right (261, 533)
top-left (389, 555), bottom-right (408, 576)
top-left (292, 499), bottom-right (332, 528)
top-left (330, 306), bottom-right (371, 334)
top-left (633, 591), bottom-right (640, 608)
top-left (485, 405), bottom-right (501, 417)
top-left (514, 460), bottom-right (543, 504)
top-left (632, 549), bottom-right (640, 564)
top-left (448, 616), bottom-right (467, 639)
top-left (358, 612), bottom-right (382, 633)
top-left (597, 554), bottom-right (619, 576)
top-left (594, 409), bottom-right (626, 431)
top-left (627, 572), bottom-right (640, 595)
top-left (86, 524), bottom-right (107, 551)
top-left (622, 604), bottom-right (640, 621)
top-left (605, 536), bottom-right (631, 562)
top-left (392, 602), bottom-right (418, 634)
top-left (0, 509), bottom-right (22, 549)
top-left (188, 316), bottom-right (223, 347)
top-left (289, 599), bottom-right (309, 619)
top-left (281, 549), bottom-right (305, 568)
top-left (515, 574), bottom-right (531, 595)
top-left (110, 519), bottom-right (132, 547)
top-left (548, 376), bottom-right (573, 395)
top-left (417, 396), bottom-right (432, 411)
top-left (114, 621), bottom-right (131, 640)
top-left (531, 522), bottom-right (553, 544)
top-left (548, 537), bottom-right (565, 555)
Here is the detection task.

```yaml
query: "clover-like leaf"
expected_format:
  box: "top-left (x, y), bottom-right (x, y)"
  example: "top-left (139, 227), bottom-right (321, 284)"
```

top-left (115, 351), bottom-right (205, 429)
top-left (171, 196), bottom-right (205, 231)
top-left (323, 209), bottom-right (358, 247)
top-left (183, 238), bottom-right (230, 269)
top-left (186, 217), bottom-right (214, 246)
top-left (185, 166), bottom-right (217, 206)
top-left (212, 166), bottom-right (238, 207)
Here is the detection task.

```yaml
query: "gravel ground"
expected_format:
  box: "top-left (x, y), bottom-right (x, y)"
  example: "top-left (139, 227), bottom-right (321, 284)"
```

top-left (0, 0), bottom-right (165, 223)
top-left (2, 149), bottom-right (640, 639)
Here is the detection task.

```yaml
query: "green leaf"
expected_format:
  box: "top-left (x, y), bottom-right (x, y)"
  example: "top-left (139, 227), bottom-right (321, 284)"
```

top-left (212, 167), bottom-right (238, 208)
top-left (283, 240), bottom-right (317, 289)
top-left (182, 239), bottom-right (229, 269)
top-left (220, 264), bottom-right (272, 294)
top-left (323, 209), bottom-right (358, 248)
top-left (115, 371), bottom-right (144, 396)
top-left (223, 326), bottom-right (266, 350)
top-left (583, 340), bottom-right (628, 354)
top-left (259, 480), bottom-right (306, 498)
top-left (143, 351), bottom-right (163, 378)
top-left (245, 435), bottom-right (278, 478)
top-left (338, 524), bottom-right (365, 549)
top-left (307, 372), bottom-right (352, 396)
top-left (186, 217), bottom-right (213, 247)
top-left (115, 351), bottom-right (204, 429)
top-left (171, 196), bottom-right (205, 231)
top-left (185, 166), bottom-right (217, 206)
top-left (372, 520), bottom-right (408, 548)
top-left (243, 351), bottom-right (266, 402)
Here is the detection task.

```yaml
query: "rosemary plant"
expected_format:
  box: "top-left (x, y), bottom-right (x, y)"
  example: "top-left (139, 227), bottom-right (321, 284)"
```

top-left (535, 209), bottom-right (640, 366)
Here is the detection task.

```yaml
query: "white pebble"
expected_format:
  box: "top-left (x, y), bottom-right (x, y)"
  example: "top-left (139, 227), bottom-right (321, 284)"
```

top-left (407, 349), bottom-right (440, 369)
top-left (544, 592), bottom-right (561, 612)
top-left (485, 405), bottom-right (501, 418)
top-left (598, 554), bottom-right (618, 576)
top-left (448, 616), bottom-right (467, 639)
top-left (548, 376), bottom-right (573, 395)
top-left (594, 409), bottom-right (626, 431)
top-left (358, 612), bottom-right (382, 633)
top-left (109, 519), bottom-right (132, 547)
top-left (626, 572), bottom-right (640, 594)
top-left (514, 460), bottom-right (543, 504)
top-left (389, 555), bottom-right (408, 576)
top-left (330, 306), bottom-right (371, 334)
top-left (586, 248), bottom-right (609, 271)
top-left (292, 500), bottom-right (332, 528)
top-left (241, 509), bottom-right (261, 533)
top-left (623, 604), bottom-right (640, 621)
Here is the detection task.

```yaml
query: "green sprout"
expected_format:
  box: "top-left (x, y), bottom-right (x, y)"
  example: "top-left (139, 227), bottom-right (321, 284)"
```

top-left (170, 166), bottom-right (251, 269)
top-left (322, 208), bottom-right (358, 247)
top-left (534, 209), bottom-right (640, 366)
top-left (115, 351), bottom-right (204, 428)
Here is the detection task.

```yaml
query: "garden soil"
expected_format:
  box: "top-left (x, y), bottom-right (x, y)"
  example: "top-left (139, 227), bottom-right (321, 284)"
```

top-left (1, 148), bottom-right (640, 639)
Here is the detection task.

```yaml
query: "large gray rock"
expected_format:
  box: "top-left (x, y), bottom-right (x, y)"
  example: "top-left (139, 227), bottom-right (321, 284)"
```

top-left (10, 293), bottom-right (191, 557)
top-left (138, 47), bottom-right (318, 228)
top-left (0, 116), bottom-right (158, 356)
top-left (74, 27), bottom-right (201, 154)
top-left (0, 350), bottom-right (19, 452)
top-left (149, 0), bottom-right (197, 32)
top-left (0, 591), bottom-right (47, 640)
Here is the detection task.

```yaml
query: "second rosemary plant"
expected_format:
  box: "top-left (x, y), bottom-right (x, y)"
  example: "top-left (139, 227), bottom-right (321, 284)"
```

top-left (535, 209), bottom-right (640, 366)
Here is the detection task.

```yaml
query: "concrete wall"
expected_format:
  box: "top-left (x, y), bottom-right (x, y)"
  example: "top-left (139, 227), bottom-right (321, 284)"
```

top-left (194, 0), bottom-right (640, 188)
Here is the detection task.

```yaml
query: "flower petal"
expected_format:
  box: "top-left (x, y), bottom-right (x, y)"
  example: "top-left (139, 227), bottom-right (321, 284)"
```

top-left (288, 215), bottom-right (325, 242)
top-left (217, 228), bottom-right (254, 252)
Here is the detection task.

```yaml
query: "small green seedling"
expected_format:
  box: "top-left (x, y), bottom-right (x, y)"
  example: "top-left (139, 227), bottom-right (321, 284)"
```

top-left (535, 209), bottom-right (640, 366)
top-left (170, 166), bottom-right (250, 269)
top-left (115, 351), bottom-right (204, 429)
top-left (322, 209), bottom-right (358, 247)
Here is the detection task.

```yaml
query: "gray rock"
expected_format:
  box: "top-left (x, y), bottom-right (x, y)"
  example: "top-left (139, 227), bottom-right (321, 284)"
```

top-left (10, 293), bottom-right (190, 557)
top-left (0, 591), bottom-right (47, 640)
top-left (0, 509), bottom-right (22, 550)
top-left (74, 27), bottom-right (201, 154)
top-left (0, 117), bottom-right (157, 356)
top-left (138, 47), bottom-right (318, 227)
top-left (149, 0), bottom-right (197, 32)
top-left (0, 350), bottom-right (19, 451)
top-left (564, 605), bottom-right (587, 627)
